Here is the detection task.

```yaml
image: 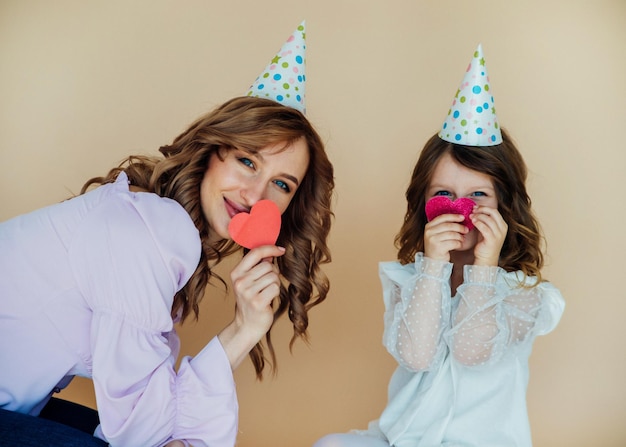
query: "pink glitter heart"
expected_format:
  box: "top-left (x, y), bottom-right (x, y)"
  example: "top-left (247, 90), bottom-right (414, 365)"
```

top-left (425, 196), bottom-right (476, 230)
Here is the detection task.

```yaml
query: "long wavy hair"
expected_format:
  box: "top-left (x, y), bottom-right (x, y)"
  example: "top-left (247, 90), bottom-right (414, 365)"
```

top-left (81, 96), bottom-right (335, 378)
top-left (395, 129), bottom-right (544, 282)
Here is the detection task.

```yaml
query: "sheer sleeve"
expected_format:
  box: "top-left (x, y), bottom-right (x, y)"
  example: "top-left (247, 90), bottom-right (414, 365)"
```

top-left (68, 186), bottom-right (237, 447)
top-left (446, 265), bottom-right (565, 368)
top-left (380, 253), bottom-right (454, 372)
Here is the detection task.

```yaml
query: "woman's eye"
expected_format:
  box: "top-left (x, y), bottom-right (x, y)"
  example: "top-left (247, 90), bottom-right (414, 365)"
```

top-left (238, 157), bottom-right (255, 169)
top-left (274, 180), bottom-right (291, 193)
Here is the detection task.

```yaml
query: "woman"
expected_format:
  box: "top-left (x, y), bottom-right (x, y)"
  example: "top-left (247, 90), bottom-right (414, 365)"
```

top-left (0, 96), bottom-right (335, 446)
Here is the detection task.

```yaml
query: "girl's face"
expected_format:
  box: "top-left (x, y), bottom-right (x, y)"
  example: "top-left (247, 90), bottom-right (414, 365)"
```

top-left (426, 152), bottom-right (498, 251)
top-left (200, 137), bottom-right (310, 242)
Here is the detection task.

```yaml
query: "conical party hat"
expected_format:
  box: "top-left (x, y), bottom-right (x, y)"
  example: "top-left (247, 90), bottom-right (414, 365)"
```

top-left (245, 21), bottom-right (306, 113)
top-left (439, 44), bottom-right (502, 146)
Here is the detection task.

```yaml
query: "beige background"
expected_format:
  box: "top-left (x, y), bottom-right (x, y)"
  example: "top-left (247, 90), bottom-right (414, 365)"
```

top-left (1, 1), bottom-right (625, 446)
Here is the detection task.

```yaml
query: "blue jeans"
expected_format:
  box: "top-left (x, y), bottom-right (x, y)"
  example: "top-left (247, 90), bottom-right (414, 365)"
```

top-left (0, 399), bottom-right (107, 446)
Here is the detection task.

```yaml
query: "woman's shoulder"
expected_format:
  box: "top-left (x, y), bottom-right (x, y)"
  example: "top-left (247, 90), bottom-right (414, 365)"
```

top-left (106, 173), bottom-right (198, 241)
top-left (68, 175), bottom-right (202, 324)
top-left (75, 172), bottom-right (201, 272)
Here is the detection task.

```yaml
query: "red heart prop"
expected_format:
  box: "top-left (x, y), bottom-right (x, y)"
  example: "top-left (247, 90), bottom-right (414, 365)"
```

top-left (425, 196), bottom-right (476, 230)
top-left (228, 199), bottom-right (282, 249)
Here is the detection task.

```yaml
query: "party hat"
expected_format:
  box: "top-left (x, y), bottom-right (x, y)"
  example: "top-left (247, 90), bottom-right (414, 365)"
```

top-left (439, 44), bottom-right (502, 146)
top-left (245, 21), bottom-right (306, 114)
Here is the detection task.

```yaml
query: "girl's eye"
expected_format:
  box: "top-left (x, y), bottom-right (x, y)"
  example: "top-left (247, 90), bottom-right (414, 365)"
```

top-left (434, 191), bottom-right (452, 197)
top-left (274, 180), bottom-right (291, 193)
top-left (238, 157), bottom-right (255, 169)
top-left (470, 191), bottom-right (487, 197)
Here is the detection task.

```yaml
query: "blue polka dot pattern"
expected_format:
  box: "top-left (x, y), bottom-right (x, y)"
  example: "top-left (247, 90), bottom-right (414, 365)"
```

top-left (245, 21), bottom-right (307, 114)
top-left (438, 44), bottom-right (502, 146)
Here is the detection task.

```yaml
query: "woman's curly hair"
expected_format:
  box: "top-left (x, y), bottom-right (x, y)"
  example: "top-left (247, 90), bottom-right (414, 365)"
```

top-left (81, 96), bottom-right (335, 378)
top-left (395, 129), bottom-right (544, 282)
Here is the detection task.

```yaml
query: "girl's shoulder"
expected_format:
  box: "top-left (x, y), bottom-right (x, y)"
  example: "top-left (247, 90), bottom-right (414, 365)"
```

top-left (501, 269), bottom-right (561, 292)
top-left (500, 270), bottom-right (565, 333)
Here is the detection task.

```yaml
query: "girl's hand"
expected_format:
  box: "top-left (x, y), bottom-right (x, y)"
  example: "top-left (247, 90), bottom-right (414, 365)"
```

top-left (424, 213), bottom-right (468, 262)
top-left (470, 205), bottom-right (507, 266)
top-left (218, 245), bottom-right (285, 370)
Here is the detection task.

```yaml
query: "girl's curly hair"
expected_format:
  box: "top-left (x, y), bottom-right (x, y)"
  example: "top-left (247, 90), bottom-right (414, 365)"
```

top-left (395, 129), bottom-right (543, 282)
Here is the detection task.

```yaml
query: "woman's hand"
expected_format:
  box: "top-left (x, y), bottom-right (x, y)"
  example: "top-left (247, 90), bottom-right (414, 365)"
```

top-left (218, 245), bottom-right (285, 370)
top-left (231, 245), bottom-right (284, 341)
top-left (423, 213), bottom-right (468, 262)
top-left (470, 205), bottom-right (507, 266)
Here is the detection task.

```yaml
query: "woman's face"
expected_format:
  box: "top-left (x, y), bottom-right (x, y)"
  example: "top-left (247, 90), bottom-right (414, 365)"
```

top-left (426, 152), bottom-right (498, 252)
top-left (200, 137), bottom-right (310, 242)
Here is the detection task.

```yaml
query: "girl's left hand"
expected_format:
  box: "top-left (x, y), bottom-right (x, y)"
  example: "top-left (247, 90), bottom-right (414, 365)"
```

top-left (470, 205), bottom-right (508, 266)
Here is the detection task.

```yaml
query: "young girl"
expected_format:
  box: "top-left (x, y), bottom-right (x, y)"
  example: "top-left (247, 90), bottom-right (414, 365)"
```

top-left (314, 45), bottom-right (564, 447)
top-left (0, 24), bottom-right (334, 447)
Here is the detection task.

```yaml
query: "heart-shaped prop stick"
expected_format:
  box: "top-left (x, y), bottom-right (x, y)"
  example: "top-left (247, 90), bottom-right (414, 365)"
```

top-left (228, 200), bottom-right (282, 249)
top-left (425, 196), bottom-right (476, 230)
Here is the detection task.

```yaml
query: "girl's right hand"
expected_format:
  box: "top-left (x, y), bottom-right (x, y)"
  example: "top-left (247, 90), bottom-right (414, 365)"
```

top-left (423, 214), bottom-right (468, 262)
top-left (218, 245), bottom-right (285, 370)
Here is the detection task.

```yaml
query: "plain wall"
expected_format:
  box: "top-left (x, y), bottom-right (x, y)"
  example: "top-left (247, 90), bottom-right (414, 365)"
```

top-left (1, 1), bottom-right (625, 446)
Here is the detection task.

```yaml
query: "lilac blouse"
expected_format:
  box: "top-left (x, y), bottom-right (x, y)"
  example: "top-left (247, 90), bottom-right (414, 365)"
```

top-left (0, 173), bottom-right (238, 447)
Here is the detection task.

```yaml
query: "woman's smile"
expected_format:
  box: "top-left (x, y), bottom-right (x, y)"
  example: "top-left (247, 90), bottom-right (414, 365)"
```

top-left (200, 137), bottom-right (310, 242)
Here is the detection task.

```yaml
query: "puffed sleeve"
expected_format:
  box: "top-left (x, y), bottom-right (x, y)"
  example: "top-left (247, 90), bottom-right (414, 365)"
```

top-left (446, 265), bottom-right (565, 367)
top-left (68, 185), bottom-right (238, 447)
top-left (380, 253), bottom-right (454, 372)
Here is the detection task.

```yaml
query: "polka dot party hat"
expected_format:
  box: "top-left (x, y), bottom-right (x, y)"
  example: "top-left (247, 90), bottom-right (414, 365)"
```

top-left (439, 44), bottom-right (502, 146)
top-left (245, 21), bottom-right (306, 114)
